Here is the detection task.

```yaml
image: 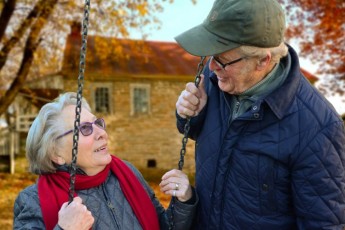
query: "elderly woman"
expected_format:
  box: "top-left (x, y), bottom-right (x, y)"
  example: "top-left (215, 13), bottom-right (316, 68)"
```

top-left (13, 92), bottom-right (197, 230)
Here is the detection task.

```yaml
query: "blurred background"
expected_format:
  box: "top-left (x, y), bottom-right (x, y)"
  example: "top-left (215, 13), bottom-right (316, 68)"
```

top-left (0, 0), bottom-right (344, 229)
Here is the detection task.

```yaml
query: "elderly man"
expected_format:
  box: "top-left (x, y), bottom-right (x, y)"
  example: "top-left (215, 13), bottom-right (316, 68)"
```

top-left (175, 0), bottom-right (345, 229)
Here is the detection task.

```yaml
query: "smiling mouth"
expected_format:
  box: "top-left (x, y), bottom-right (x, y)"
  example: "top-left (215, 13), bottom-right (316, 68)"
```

top-left (95, 145), bottom-right (106, 152)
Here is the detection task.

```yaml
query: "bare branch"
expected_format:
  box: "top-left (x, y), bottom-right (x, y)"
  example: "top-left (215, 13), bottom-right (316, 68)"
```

top-left (0, 0), bottom-right (59, 115)
top-left (0, 0), bottom-right (16, 41)
top-left (0, 0), bottom-right (47, 71)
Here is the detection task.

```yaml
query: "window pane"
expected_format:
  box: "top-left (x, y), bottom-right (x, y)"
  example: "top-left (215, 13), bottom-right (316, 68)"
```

top-left (95, 87), bottom-right (109, 113)
top-left (134, 87), bottom-right (148, 114)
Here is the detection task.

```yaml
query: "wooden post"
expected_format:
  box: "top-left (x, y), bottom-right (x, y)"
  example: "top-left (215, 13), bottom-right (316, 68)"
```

top-left (9, 129), bottom-right (15, 174)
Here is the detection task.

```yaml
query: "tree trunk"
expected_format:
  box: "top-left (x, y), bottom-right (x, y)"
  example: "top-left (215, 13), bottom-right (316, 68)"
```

top-left (0, 0), bottom-right (16, 41)
top-left (0, 0), bottom-right (51, 71)
top-left (0, 0), bottom-right (59, 116)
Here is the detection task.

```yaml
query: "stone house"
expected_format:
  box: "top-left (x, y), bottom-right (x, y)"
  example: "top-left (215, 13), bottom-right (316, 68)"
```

top-left (61, 24), bottom-right (202, 173)
top-left (3, 24), bottom-right (200, 173)
top-left (0, 23), bottom-right (319, 174)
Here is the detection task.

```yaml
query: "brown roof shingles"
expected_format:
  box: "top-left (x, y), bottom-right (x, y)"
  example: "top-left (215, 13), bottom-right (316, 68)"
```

top-left (62, 24), bottom-right (318, 83)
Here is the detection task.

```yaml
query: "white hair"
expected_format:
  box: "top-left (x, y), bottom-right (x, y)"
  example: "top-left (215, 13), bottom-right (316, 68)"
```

top-left (239, 42), bottom-right (288, 63)
top-left (26, 92), bottom-right (91, 174)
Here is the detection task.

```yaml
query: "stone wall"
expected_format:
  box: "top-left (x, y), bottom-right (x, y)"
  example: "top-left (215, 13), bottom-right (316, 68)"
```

top-left (63, 77), bottom-right (196, 174)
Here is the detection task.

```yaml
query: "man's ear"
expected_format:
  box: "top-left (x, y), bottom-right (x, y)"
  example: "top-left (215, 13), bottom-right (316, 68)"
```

top-left (51, 155), bottom-right (66, 165)
top-left (256, 52), bottom-right (272, 70)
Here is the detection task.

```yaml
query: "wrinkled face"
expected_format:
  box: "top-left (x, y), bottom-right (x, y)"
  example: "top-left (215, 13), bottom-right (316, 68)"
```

top-left (209, 49), bottom-right (259, 95)
top-left (56, 105), bottom-right (111, 176)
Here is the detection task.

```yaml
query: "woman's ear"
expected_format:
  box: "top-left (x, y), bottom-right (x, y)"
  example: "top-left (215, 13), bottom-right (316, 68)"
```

top-left (51, 154), bottom-right (66, 165)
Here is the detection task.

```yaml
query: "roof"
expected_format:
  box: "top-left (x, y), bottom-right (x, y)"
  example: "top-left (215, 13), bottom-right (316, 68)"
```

top-left (61, 22), bottom-right (318, 83)
top-left (62, 25), bottom-right (200, 80)
top-left (19, 88), bottom-right (61, 108)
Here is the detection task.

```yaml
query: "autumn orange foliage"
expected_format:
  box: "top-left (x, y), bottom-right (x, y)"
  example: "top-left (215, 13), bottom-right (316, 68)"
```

top-left (278, 0), bottom-right (345, 95)
top-left (0, 0), bottom-right (170, 116)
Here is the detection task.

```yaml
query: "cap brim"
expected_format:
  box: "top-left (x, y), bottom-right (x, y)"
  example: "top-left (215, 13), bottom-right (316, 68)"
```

top-left (175, 24), bottom-right (239, 57)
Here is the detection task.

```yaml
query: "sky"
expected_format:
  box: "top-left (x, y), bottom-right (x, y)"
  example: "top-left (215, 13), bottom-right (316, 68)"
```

top-left (130, 0), bottom-right (345, 115)
top-left (130, 1), bottom-right (214, 42)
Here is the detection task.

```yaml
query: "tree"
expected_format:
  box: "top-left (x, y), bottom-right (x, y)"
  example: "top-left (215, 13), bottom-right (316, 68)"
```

top-left (0, 0), bottom-right (190, 116)
top-left (279, 0), bottom-right (345, 96)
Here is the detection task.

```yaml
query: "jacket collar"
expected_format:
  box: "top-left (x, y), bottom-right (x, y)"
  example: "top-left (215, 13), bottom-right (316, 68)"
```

top-left (264, 44), bottom-right (302, 120)
top-left (209, 44), bottom-right (303, 120)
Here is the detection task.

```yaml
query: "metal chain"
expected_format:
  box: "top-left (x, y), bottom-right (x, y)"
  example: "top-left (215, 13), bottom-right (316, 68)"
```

top-left (69, 0), bottom-right (91, 203)
top-left (66, 1), bottom-right (205, 225)
top-left (169, 56), bottom-right (205, 230)
top-left (178, 56), bottom-right (205, 170)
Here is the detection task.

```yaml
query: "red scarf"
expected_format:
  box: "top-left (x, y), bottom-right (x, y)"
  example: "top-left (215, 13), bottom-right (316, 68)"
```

top-left (38, 155), bottom-right (159, 230)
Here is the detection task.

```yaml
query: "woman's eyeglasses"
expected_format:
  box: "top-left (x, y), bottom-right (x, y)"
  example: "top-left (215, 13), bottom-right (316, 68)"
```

top-left (211, 55), bottom-right (245, 69)
top-left (56, 118), bottom-right (106, 139)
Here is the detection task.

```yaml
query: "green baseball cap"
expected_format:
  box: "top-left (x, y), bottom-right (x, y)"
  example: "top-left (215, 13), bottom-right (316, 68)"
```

top-left (175, 0), bottom-right (286, 56)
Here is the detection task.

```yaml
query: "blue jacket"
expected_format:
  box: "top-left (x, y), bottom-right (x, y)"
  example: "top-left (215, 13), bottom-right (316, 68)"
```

top-left (177, 46), bottom-right (345, 229)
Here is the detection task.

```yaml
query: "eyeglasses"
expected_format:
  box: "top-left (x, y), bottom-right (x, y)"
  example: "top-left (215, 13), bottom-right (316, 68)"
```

top-left (56, 118), bottom-right (106, 139)
top-left (211, 55), bottom-right (245, 69)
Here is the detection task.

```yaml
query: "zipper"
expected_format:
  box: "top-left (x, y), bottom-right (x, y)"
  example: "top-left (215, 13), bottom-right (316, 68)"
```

top-left (223, 92), bottom-right (232, 125)
top-left (223, 92), bottom-right (241, 125)
top-left (101, 183), bottom-right (120, 229)
top-left (234, 101), bottom-right (240, 114)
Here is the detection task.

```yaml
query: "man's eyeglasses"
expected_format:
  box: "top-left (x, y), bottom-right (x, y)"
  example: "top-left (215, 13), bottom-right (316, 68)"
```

top-left (56, 118), bottom-right (106, 139)
top-left (211, 56), bottom-right (245, 69)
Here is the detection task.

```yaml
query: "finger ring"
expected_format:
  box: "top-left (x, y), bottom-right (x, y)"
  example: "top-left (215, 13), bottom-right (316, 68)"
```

top-left (175, 183), bottom-right (179, 190)
top-left (173, 190), bottom-right (176, 197)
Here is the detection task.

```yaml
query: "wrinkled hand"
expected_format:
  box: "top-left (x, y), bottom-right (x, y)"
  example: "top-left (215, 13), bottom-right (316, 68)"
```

top-left (58, 196), bottom-right (94, 230)
top-left (159, 169), bottom-right (193, 202)
top-left (176, 74), bottom-right (207, 118)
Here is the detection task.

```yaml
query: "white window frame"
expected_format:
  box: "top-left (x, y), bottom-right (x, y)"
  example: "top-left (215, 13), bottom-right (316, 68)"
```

top-left (130, 83), bottom-right (151, 116)
top-left (90, 82), bottom-right (113, 114)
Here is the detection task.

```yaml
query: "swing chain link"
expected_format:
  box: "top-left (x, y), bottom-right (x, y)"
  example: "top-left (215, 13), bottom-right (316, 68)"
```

top-left (69, 0), bottom-right (91, 203)
top-left (169, 56), bottom-right (205, 230)
top-left (178, 56), bottom-right (205, 171)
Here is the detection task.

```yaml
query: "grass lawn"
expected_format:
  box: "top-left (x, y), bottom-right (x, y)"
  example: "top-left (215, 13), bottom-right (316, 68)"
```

top-left (0, 156), bottom-right (173, 230)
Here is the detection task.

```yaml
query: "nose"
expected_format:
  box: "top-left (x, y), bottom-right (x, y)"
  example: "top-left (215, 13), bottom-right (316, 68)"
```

top-left (94, 124), bottom-right (107, 140)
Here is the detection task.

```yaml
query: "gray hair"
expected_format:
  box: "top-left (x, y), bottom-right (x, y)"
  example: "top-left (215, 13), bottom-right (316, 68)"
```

top-left (26, 92), bottom-right (91, 174)
top-left (239, 42), bottom-right (288, 64)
